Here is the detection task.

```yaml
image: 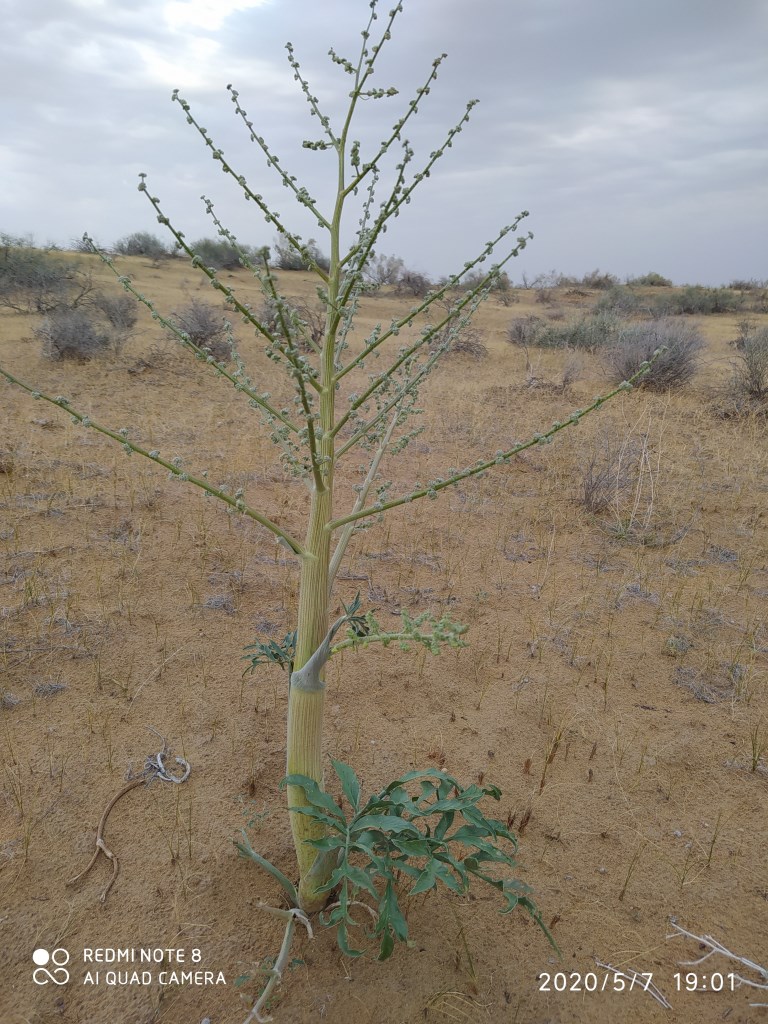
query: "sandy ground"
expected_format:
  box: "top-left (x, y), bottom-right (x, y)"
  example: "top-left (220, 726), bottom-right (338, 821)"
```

top-left (1, 257), bottom-right (767, 1024)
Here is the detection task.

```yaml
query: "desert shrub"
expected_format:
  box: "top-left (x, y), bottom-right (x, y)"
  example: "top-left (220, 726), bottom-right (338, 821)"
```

top-left (728, 278), bottom-right (765, 292)
top-left (627, 271), bottom-right (673, 287)
top-left (731, 323), bottom-right (768, 401)
top-left (113, 231), bottom-right (171, 261)
top-left (258, 298), bottom-right (324, 352)
top-left (190, 237), bottom-right (268, 271)
top-left (90, 292), bottom-right (139, 340)
top-left (747, 288), bottom-right (768, 313)
top-left (534, 286), bottom-right (556, 305)
top-left (168, 299), bottom-right (232, 361)
top-left (595, 285), bottom-right (644, 315)
top-left (660, 286), bottom-right (744, 316)
top-left (363, 253), bottom-right (404, 288)
top-left (579, 438), bottom-right (634, 514)
top-left (454, 269), bottom-right (514, 303)
top-left (0, 243), bottom-right (93, 314)
top-left (35, 308), bottom-right (113, 360)
top-left (507, 314), bottom-right (546, 347)
top-left (273, 236), bottom-right (328, 272)
top-left (605, 319), bottom-right (703, 390)
top-left (446, 326), bottom-right (488, 359)
top-left (395, 269), bottom-right (432, 297)
top-left (531, 311), bottom-right (621, 351)
top-left (578, 268), bottom-right (620, 290)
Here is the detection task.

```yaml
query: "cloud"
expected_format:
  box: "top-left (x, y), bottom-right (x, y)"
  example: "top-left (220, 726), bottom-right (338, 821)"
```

top-left (1, 0), bottom-right (766, 282)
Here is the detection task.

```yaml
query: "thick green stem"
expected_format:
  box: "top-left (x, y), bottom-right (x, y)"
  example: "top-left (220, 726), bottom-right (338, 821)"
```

top-left (286, 487), bottom-right (332, 911)
top-left (287, 184), bottom-right (340, 907)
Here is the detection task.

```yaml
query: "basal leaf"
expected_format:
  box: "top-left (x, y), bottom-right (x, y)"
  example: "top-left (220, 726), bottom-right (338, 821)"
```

top-left (330, 757), bottom-right (361, 813)
top-left (433, 809), bottom-right (455, 840)
top-left (377, 929), bottom-right (395, 962)
top-left (410, 859), bottom-right (439, 895)
top-left (336, 923), bottom-right (364, 959)
top-left (287, 805), bottom-right (347, 831)
top-left (391, 836), bottom-right (433, 858)
top-left (384, 881), bottom-right (409, 940)
top-left (342, 863), bottom-right (379, 898)
top-left (351, 813), bottom-right (420, 835)
top-left (282, 773), bottom-right (346, 822)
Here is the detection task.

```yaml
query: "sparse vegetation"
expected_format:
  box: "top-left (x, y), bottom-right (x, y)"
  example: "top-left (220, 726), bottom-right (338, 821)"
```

top-left (363, 253), bottom-right (405, 288)
top-left (605, 319), bottom-right (703, 390)
top-left (0, 240), bottom-right (93, 314)
top-left (661, 285), bottom-right (744, 316)
top-left (191, 237), bottom-right (269, 271)
top-left (273, 236), bottom-right (328, 272)
top-left (1, 6), bottom-right (766, 1024)
top-left (113, 231), bottom-right (171, 261)
top-left (34, 307), bottom-right (114, 361)
top-left (719, 320), bottom-right (768, 413)
top-left (395, 268), bottom-right (433, 298)
top-left (513, 310), bottom-right (620, 351)
top-left (167, 298), bottom-right (233, 362)
top-left (627, 271), bottom-right (673, 287)
top-left (257, 297), bottom-right (325, 353)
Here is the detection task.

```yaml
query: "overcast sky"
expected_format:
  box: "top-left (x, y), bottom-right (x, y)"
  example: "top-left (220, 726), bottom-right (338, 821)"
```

top-left (2, 0), bottom-right (766, 285)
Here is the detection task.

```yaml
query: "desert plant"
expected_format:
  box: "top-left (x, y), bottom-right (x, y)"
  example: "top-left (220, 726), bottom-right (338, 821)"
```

top-left (362, 252), bottom-right (405, 288)
top-left (605, 319), bottom-right (703, 390)
top-left (167, 299), bottom-right (233, 362)
top-left (257, 297), bottom-right (325, 353)
top-left (507, 314), bottom-right (545, 347)
top-left (190, 236), bottom-right (269, 271)
top-left (627, 271), bottom-right (673, 287)
top-left (441, 325), bottom-right (488, 359)
top-left (0, 242), bottom-right (93, 314)
top-left (579, 268), bottom-right (620, 290)
top-left (0, 4), bottom-right (660, 1014)
top-left (273, 236), bottom-right (328, 272)
top-left (730, 323), bottom-right (768, 402)
top-left (395, 268), bottom-right (433, 297)
top-left (595, 285), bottom-right (644, 315)
top-left (577, 431), bottom-right (646, 515)
top-left (531, 310), bottom-right (621, 351)
top-left (113, 231), bottom-right (171, 261)
top-left (34, 308), bottom-right (113, 361)
top-left (727, 278), bottom-right (766, 292)
top-left (90, 291), bottom-right (140, 341)
top-left (660, 285), bottom-right (743, 316)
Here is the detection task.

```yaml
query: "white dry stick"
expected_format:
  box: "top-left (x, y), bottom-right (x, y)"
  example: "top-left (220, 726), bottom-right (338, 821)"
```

top-left (594, 960), bottom-right (672, 1010)
top-left (668, 921), bottom-right (768, 1005)
top-left (243, 907), bottom-right (313, 1024)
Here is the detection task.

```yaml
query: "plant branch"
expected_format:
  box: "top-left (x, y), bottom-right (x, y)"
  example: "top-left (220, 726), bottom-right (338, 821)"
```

top-left (335, 339), bottom-right (440, 459)
top-left (333, 216), bottom-right (529, 391)
top-left (134, 183), bottom-right (319, 364)
top-left (196, 203), bottom-right (324, 382)
top-left (243, 907), bottom-right (313, 1024)
top-left (342, 51), bottom-right (448, 201)
top-left (228, 80), bottom-right (332, 230)
top-left (172, 91), bottom-right (330, 282)
top-left (87, 238), bottom-right (301, 433)
top-left (235, 833), bottom-right (299, 906)
top-left (327, 363), bottom-right (659, 532)
top-left (0, 368), bottom-right (308, 557)
top-left (668, 921), bottom-right (768, 991)
top-left (328, 408), bottom-right (400, 591)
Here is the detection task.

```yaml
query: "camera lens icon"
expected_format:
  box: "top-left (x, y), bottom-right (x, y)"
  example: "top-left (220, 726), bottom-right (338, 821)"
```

top-left (32, 948), bottom-right (70, 985)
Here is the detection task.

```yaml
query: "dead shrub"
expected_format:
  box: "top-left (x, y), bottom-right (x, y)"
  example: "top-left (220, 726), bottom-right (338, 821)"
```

top-left (605, 319), bottom-right (703, 390)
top-left (35, 308), bottom-right (113, 361)
top-left (257, 298), bottom-right (324, 352)
top-left (168, 299), bottom-right (232, 362)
